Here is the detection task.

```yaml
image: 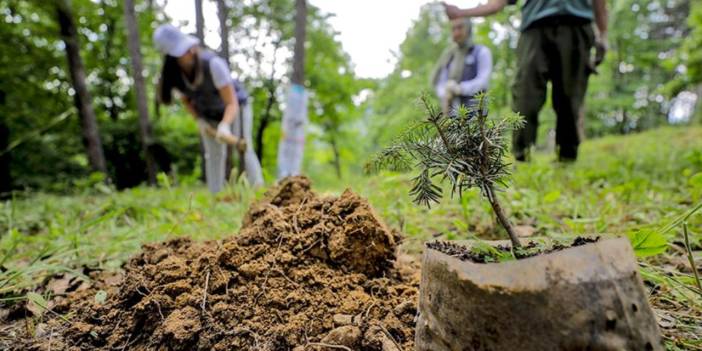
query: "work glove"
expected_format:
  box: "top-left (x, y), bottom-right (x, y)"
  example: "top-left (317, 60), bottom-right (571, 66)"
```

top-left (217, 121), bottom-right (247, 152)
top-left (216, 121), bottom-right (233, 143)
top-left (594, 33), bottom-right (608, 67)
top-left (445, 80), bottom-right (462, 96)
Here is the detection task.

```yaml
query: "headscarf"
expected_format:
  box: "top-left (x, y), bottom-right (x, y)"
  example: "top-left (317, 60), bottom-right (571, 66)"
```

top-left (431, 18), bottom-right (474, 87)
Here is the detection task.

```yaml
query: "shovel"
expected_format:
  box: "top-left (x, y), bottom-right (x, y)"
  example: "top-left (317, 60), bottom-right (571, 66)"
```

top-left (200, 120), bottom-right (246, 153)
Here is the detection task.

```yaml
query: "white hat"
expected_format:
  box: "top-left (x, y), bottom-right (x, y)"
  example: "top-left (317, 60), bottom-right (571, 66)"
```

top-left (153, 24), bottom-right (199, 57)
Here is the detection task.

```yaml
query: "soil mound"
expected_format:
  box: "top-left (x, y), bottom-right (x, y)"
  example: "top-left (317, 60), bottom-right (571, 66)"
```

top-left (15, 177), bottom-right (418, 350)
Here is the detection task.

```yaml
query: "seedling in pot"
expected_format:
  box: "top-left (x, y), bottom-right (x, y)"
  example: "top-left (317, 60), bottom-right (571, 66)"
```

top-left (368, 93), bottom-right (524, 249)
top-left (374, 97), bottom-right (665, 351)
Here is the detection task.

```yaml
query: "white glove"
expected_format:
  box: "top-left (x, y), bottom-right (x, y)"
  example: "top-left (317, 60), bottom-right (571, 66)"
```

top-left (594, 34), bottom-right (608, 67)
top-left (216, 121), bottom-right (232, 143)
top-left (445, 80), bottom-right (461, 96)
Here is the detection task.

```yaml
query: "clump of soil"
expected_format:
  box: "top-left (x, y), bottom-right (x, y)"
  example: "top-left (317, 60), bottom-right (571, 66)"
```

top-left (427, 236), bottom-right (601, 263)
top-left (13, 177), bottom-right (418, 351)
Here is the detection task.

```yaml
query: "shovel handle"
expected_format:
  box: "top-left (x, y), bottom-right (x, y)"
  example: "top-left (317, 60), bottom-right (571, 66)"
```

top-left (201, 122), bottom-right (247, 151)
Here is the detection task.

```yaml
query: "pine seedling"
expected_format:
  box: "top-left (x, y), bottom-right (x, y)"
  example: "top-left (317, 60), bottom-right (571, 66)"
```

top-left (368, 94), bottom-right (525, 248)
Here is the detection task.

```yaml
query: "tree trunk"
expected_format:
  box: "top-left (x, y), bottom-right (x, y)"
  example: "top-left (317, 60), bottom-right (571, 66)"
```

top-left (100, 2), bottom-right (119, 121)
top-left (195, 0), bottom-right (206, 183)
top-left (256, 86), bottom-right (275, 161)
top-left (292, 0), bottom-right (307, 85)
top-left (614, 37), bottom-right (627, 135)
top-left (225, 141), bottom-right (235, 182)
top-left (255, 42), bottom-right (281, 161)
top-left (56, 0), bottom-right (107, 174)
top-left (0, 90), bottom-right (10, 199)
top-left (215, 0), bottom-right (238, 181)
top-left (199, 138), bottom-right (206, 183)
top-left (620, 108), bottom-right (629, 134)
top-left (195, 0), bottom-right (205, 42)
top-left (124, 0), bottom-right (157, 185)
top-left (216, 0), bottom-right (230, 64)
top-left (486, 184), bottom-right (521, 248)
top-left (695, 83), bottom-right (702, 123)
top-left (274, 0), bottom-right (307, 179)
top-left (330, 134), bottom-right (341, 179)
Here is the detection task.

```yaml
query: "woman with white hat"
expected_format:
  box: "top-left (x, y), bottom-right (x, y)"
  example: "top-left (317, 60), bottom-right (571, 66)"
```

top-left (153, 24), bottom-right (263, 193)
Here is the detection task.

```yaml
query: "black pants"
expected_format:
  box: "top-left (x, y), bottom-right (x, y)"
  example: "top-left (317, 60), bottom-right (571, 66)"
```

top-left (511, 18), bottom-right (595, 160)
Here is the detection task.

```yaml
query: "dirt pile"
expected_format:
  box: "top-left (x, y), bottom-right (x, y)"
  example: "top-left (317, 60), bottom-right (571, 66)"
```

top-left (15, 176), bottom-right (418, 350)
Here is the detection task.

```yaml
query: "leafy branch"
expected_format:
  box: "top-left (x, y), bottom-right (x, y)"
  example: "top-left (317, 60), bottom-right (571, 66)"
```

top-left (367, 93), bottom-right (525, 248)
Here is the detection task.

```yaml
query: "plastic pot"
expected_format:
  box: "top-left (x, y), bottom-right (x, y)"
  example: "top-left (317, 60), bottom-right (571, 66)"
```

top-left (415, 238), bottom-right (663, 351)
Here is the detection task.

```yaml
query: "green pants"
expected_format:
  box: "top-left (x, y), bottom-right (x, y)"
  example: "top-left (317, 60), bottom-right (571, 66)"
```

top-left (511, 20), bottom-right (595, 160)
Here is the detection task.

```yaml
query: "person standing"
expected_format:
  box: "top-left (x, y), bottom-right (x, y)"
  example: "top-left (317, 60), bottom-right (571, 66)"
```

top-left (153, 24), bottom-right (263, 193)
top-left (433, 17), bottom-right (493, 117)
top-left (443, 0), bottom-right (608, 161)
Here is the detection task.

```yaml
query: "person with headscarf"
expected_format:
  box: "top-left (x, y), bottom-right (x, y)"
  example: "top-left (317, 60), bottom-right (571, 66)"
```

top-left (442, 0), bottom-right (608, 162)
top-left (153, 24), bottom-right (263, 193)
top-left (432, 17), bottom-right (493, 118)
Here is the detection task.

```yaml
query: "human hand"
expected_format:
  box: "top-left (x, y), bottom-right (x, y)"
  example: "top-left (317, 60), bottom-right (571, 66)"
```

top-left (445, 80), bottom-right (461, 96)
top-left (216, 121), bottom-right (233, 143)
top-left (594, 33), bottom-right (608, 67)
top-left (442, 2), bottom-right (462, 20)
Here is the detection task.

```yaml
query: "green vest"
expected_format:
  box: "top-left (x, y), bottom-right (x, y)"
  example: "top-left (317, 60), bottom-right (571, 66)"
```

top-left (510, 0), bottom-right (593, 31)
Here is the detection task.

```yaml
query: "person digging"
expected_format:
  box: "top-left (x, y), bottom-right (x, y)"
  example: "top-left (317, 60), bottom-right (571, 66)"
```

top-left (153, 24), bottom-right (264, 193)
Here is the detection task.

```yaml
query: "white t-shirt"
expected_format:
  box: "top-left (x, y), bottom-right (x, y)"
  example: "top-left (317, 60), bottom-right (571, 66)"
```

top-left (209, 56), bottom-right (233, 89)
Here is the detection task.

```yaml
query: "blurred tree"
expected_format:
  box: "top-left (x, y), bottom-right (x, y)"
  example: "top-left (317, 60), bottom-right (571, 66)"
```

top-left (124, 0), bottom-right (157, 185)
top-left (214, 0), bottom-right (240, 180)
top-left (56, 0), bottom-right (107, 174)
top-left (304, 10), bottom-right (364, 178)
top-left (0, 0), bottom-right (82, 191)
top-left (368, 3), bottom-right (450, 149)
top-left (273, 0), bottom-right (307, 178)
top-left (0, 0), bottom-right (170, 191)
top-left (242, 0), bottom-right (296, 165)
top-left (216, 0), bottom-right (230, 63)
top-left (254, 41), bottom-right (282, 162)
top-left (665, 0), bottom-right (702, 120)
top-left (0, 89), bottom-right (9, 198)
top-left (587, 0), bottom-right (690, 135)
top-left (194, 0), bottom-right (207, 182)
top-left (292, 0), bottom-right (306, 86)
top-left (195, 0), bottom-right (204, 42)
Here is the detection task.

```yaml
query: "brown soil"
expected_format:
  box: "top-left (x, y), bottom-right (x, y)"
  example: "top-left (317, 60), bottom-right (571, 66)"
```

top-left (427, 236), bottom-right (601, 263)
top-left (10, 177), bottom-right (419, 351)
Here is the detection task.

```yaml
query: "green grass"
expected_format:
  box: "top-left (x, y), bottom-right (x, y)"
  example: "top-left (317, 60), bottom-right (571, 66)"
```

top-left (0, 178), bottom-right (259, 296)
top-left (2, 126), bottom-right (702, 349)
top-left (330, 127), bottom-right (702, 253)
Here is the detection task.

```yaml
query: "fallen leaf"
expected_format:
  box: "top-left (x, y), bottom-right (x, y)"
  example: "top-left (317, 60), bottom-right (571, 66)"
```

top-left (25, 292), bottom-right (48, 317)
top-left (46, 275), bottom-right (71, 295)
